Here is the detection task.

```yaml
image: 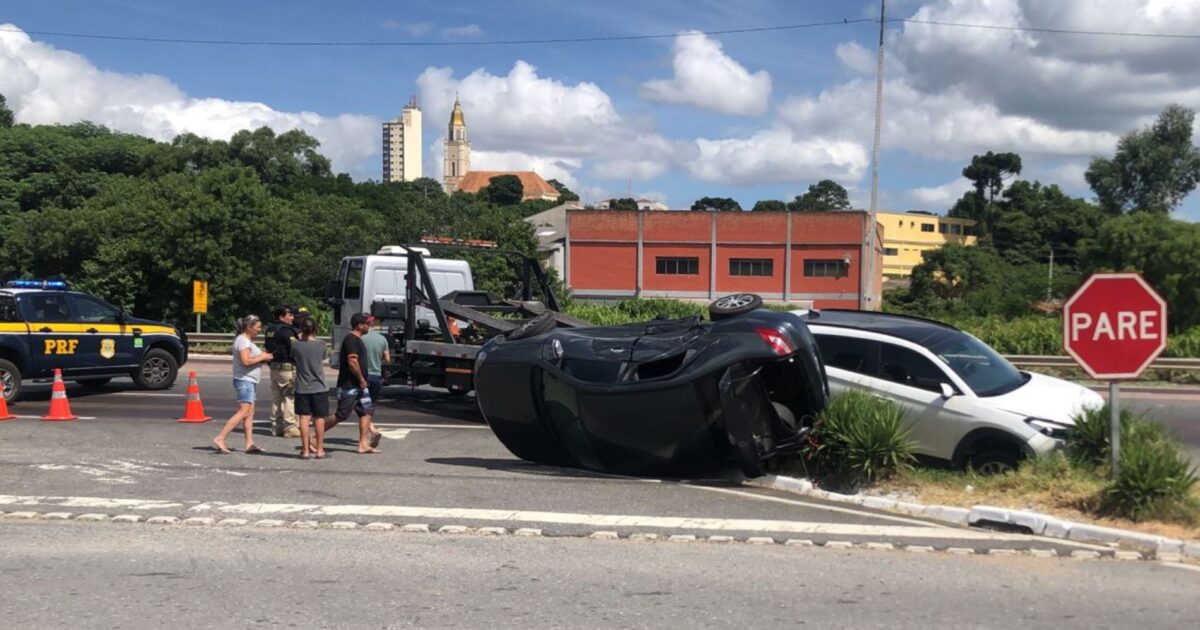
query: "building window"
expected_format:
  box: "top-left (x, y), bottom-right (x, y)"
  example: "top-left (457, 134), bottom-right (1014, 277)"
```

top-left (884, 247), bottom-right (898, 256)
top-left (939, 223), bottom-right (948, 234)
top-left (921, 223), bottom-right (935, 232)
top-left (729, 258), bottom-right (773, 277)
top-left (950, 224), bottom-right (962, 235)
top-left (656, 257), bottom-right (699, 275)
top-left (804, 259), bottom-right (848, 278)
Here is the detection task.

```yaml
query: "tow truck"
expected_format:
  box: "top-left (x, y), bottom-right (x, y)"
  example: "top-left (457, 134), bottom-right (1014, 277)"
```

top-left (324, 238), bottom-right (587, 395)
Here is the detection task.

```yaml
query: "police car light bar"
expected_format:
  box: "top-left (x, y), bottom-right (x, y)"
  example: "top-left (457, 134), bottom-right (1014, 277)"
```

top-left (5, 279), bottom-right (69, 290)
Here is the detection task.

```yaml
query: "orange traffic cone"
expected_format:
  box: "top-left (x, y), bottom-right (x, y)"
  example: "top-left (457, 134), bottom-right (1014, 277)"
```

top-left (41, 369), bottom-right (78, 421)
top-left (0, 393), bottom-right (15, 421)
top-left (176, 371), bottom-right (211, 423)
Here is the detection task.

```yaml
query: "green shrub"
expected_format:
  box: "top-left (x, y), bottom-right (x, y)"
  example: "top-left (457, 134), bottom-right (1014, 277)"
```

top-left (1100, 437), bottom-right (1199, 524)
top-left (1066, 403), bottom-right (1165, 468)
top-left (806, 391), bottom-right (916, 487)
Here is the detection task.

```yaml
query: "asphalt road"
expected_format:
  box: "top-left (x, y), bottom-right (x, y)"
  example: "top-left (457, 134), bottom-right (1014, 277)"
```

top-left (2, 521), bottom-right (1198, 629)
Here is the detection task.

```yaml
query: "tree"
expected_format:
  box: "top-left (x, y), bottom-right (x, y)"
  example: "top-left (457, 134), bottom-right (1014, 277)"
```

top-left (1080, 212), bottom-right (1200, 331)
top-left (547, 179), bottom-right (579, 201)
top-left (991, 180), bottom-right (1102, 266)
top-left (751, 199), bottom-right (787, 212)
top-left (948, 152), bottom-right (1022, 239)
top-left (1085, 104), bottom-right (1200, 214)
top-left (690, 196), bottom-right (741, 211)
top-left (610, 197), bottom-right (639, 210)
top-left (787, 179), bottom-right (850, 212)
top-left (484, 174), bottom-right (524, 206)
top-left (0, 93), bottom-right (13, 127)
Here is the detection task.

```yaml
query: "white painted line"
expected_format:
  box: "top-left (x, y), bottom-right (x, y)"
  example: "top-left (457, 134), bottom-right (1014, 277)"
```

top-left (370, 422), bottom-right (487, 430)
top-left (0, 495), bottom-right (184, 510)
top-left (13, 415), bottom-right (98, 420)
top-left (109, 392), bottom-right (185, 398)
top-left (1162, 562), bottom-right (1200, 574)
top-left (378, 429), bottom-right (419, 440)
top-left (683, 483), bottom-right (949, 528)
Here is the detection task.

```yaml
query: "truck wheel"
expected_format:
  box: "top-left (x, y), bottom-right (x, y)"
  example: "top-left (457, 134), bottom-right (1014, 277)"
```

top-left (0, 359), bottom-right (22, 403)
top-left (708, 293), bottom-right (763, 321)
top-left (133, 349), bottom-right (178, 390)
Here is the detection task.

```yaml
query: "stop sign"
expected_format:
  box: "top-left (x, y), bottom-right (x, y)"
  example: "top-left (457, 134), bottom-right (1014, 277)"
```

top-left (1063, 273), bottom-right (1168, 379)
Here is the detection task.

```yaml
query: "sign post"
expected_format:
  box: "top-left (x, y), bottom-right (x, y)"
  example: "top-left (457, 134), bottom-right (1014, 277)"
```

top-left (1062, 273), bottom-right (1167, 479)
top-left (192, 280), bottom-right (209, 333)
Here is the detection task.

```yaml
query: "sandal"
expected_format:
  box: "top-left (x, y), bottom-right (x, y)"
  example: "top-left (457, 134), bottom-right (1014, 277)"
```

top-left (246, 445), bottom-right (265, 454)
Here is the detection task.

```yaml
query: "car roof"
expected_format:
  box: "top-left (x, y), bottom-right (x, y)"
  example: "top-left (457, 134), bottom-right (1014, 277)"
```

top-left (804, 309), bottom-right (966, 348)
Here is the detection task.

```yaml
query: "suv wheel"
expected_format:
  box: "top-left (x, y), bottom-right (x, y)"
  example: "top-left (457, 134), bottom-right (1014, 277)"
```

top-left (0, 358), bottom-right (22, 403)
top-left (708, 294), bottom-right (763, 321)
top-left (969, 448), bottom-right (1021, 475)
top-left (133, 349), bottom-right (178, 390)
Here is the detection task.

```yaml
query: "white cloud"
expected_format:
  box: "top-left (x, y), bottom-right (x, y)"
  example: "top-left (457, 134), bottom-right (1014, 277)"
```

top-left (470, 150), bottom-right (582, 189)
top-left (417, 60), bottom-right (676, 186)
top-left (382, 20), bottom-right (432, 36)
top-left (442, 24), bottom-right (483, 38)
top-left (835, 41), bottom-right (876, 74)
top-left (685, 128), bottom-right (868, 185)
top-left (639, 32), bottom-right (772, 116)
top-left (0, 25), bottom-right (378, 177)
top-left (907, 179), bottom-right (971, 208)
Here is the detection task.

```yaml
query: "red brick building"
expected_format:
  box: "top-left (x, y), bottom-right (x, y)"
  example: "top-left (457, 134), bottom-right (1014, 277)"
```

top-left (565, 210), bottom-right (883, 309)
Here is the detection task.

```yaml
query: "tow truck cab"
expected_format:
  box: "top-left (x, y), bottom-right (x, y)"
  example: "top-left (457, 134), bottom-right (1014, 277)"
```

top-left (326, 246), bottom-right (474, 367)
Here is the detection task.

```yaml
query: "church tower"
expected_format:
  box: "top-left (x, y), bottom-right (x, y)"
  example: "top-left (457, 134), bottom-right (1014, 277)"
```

top-left (443, 96), bottom-right (471, 192)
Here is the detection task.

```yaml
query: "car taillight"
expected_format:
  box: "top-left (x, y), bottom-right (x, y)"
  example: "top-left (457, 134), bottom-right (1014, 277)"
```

top-left (755, 327), bottom-right (795, 357)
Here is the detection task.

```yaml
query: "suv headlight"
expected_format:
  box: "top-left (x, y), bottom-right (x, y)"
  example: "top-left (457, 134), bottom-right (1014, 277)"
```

top-left (1024, 417), bottom-right (1071, 440)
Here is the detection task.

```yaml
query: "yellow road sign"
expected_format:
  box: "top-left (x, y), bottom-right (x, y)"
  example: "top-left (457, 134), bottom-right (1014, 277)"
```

top-left (192, 280), bottom-right (208, 314)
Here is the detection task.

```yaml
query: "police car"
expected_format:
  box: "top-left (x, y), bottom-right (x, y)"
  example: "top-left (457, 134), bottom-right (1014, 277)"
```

top-left (0, 280), bottom-right (187, 402)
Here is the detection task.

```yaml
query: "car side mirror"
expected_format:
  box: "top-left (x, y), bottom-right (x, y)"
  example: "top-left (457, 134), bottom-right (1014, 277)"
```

top-left (940, 383), bottom-right (956, 399)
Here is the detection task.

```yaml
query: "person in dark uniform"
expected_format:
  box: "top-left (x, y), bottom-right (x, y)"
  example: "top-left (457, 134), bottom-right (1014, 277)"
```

top-left (264, 306), bottom-right (299, 438)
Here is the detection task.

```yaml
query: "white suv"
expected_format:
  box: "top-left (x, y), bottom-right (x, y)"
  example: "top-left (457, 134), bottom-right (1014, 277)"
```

top-left (791, 309), bottom-right (1104, 473)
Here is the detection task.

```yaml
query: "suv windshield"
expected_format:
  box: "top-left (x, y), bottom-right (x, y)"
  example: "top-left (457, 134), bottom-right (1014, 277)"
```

top-left (927, 332), bottom-right (1026, 397)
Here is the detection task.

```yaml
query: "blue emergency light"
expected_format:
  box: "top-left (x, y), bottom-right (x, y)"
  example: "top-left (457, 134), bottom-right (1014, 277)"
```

top-left (5, 279), bottom-right (69, 290)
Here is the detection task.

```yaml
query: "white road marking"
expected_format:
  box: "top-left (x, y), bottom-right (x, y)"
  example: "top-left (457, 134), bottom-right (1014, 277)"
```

top-left (108, 392), bottom-right (185, 398)
top-left (1162, 562), bottom-right (1200, 573)
top-left (378, 429), bottom-right (421, 440)
top-left (13, 415), bottom-right (98, 420)
top-left (0, 493), bottom-right (1031, 540)
top-left (371, 422), bottom-right (487, 430)
top-left (685, 484), bottom-right (943, 527)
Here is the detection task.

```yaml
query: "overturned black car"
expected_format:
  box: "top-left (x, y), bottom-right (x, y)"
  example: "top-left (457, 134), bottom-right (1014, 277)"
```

top-left (473, 295), bottom-right (829, 478)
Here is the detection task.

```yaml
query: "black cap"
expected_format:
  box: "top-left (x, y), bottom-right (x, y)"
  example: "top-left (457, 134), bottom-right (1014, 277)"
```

top-left (350, 313), bottom-right (370, 328)
top-left (274, 305), bottom-right (295, 319)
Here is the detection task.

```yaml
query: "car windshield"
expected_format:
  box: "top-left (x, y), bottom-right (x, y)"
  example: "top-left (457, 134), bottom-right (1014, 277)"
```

top-left (926, 331), bottom-right (1027, 397)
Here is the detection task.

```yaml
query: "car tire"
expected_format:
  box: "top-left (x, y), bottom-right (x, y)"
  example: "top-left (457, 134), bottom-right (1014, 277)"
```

top-left (0, 358), bottom-right (22, 403)
top-left (506, 313), bottom-right (556, 341)
top-left (75, 377), bottom-right (113, 389)
top-left (708, 293), bottom-right (763, 321)
top-left (133, 348), bottom-right (178, 391)
top-left (969, 448), bottom-right (1021, 475)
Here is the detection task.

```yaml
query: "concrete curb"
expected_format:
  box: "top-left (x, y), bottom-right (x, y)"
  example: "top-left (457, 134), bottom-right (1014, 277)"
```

top-left (749, 474), bottom-right (1197, 560)
top-left (1, 507), bottom-right (1180, 561)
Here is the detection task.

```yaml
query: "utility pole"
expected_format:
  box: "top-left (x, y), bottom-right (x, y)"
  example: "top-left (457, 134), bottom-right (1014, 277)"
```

top-left (861, 0), bottom-right (886, 311)
top-left (1047, 246), bottom-right (1055, 302)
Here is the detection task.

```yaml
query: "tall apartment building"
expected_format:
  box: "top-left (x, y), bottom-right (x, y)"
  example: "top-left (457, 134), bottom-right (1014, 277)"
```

top-left (382, 98), bottom-right (422, 183)
top-left (443, 96), bottom-right (471, 192)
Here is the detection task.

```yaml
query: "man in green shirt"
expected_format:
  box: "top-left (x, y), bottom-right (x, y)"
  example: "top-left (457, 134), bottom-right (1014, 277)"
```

top-left (360, 317), bottom-right (390, 447)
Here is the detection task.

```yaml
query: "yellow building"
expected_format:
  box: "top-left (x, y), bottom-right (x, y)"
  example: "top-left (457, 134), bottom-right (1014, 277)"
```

top-left (877, 211), bottom-right (977, 278)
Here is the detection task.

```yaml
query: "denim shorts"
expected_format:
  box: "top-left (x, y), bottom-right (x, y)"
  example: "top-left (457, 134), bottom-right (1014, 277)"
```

top-left (233, 379), bottom-right (256, 404)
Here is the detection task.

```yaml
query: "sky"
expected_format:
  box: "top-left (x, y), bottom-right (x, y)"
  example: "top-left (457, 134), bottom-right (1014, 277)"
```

top-left (2, 0), bottom-right (1199, 219)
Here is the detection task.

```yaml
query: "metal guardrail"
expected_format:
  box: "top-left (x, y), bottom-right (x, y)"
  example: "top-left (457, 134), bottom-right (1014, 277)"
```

top-left (187, 333), bottom-right (1200, 371)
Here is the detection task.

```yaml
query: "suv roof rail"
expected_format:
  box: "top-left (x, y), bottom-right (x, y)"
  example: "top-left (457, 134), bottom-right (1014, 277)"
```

top-left (814, 308), bottom-right (963, 332)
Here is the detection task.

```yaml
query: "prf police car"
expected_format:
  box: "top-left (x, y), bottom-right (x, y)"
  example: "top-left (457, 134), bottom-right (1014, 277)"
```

top-left (0, 280), bottom-right (187, 402)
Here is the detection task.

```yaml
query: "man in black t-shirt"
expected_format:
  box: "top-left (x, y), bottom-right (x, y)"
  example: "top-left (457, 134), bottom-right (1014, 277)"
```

top-left (322, 313), bottom-right (380, 454)
top-left (264, 306), bottom-right (299, 437)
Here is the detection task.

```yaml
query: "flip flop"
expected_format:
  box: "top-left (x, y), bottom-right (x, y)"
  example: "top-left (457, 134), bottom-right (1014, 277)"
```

top-left (315, 452), bottom-right (326, 459)
top-left (369, 431), bottom-right (382, 449)
top-left (358, 448), bottom-right (381, 454)
top-left (300, 453), bottom-right (311, 460)
top-left (213, 446), bottom-right (231, 454)
top-left (246, 445), bottom-right (265, 454)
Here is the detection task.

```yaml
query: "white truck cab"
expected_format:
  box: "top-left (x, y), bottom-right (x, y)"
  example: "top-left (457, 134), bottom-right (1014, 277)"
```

top-left (328, 246), bottom-right (473, 365)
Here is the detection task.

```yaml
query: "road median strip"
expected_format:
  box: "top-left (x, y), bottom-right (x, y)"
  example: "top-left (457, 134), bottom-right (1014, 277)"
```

top-left (749, 474), bottom-right (1198, 559)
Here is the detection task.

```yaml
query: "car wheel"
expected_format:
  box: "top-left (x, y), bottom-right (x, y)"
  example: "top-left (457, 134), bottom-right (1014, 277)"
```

top-left (708, 293), bottom-right (763, 321)
top-left (75, 377), bottom-right (113, 390)
top-left (506, 313), bottom-right (556, 341)
top-left (969, 448), bottom-right (1021, 475)
top-left (133, 349), bottom-right (178, 390)
top-left (0, 358), bottom-right (22, 403)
